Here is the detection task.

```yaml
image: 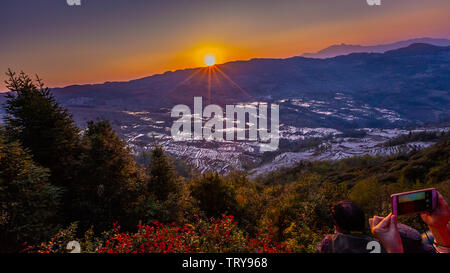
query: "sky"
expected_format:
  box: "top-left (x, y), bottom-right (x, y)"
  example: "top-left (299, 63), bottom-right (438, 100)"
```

top-left (1, 0), bottom-right (450, 90)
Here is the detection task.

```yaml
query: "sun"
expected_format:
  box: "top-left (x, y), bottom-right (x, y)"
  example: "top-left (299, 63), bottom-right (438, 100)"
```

top-left (204, 54), bottom-right (216, 66)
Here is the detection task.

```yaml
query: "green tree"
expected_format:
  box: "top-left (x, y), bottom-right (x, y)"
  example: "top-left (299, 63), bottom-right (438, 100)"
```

top-left (225, 170), bottom-right (263, 234)
top-left (3, 70), bottom-right (82, 188)
top-left (0, 133), bottom-right (61, 252)
top-left (74, 120), bottom-right (144, 231)
top-left (349, 178), bottom-right (387, 217)
top-left (146, 144), bottom-right (180, 201)
top-left (133, 144), bottom-right (194, 225)
top-left (190, 172), bottom-right (240, 218)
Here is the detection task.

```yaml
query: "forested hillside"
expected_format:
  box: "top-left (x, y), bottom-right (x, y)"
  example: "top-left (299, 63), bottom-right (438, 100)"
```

top-left (1, 71), bottom-right (448, 253)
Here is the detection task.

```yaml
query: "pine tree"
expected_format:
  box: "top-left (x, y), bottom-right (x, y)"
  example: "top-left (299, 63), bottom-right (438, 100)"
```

top-left (147, 144), bottom-right (180, 201)
top-left (75, 120), bottom-right (144, 231)
top-left (3, 70), bottom-right (82, 188)
top-left (190, 172), bottom-right (239, 218)
top-left (0, 132), bottom-right (61, 252)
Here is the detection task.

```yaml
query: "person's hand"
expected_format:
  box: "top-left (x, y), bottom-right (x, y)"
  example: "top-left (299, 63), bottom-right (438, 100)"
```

top-left (421, 192), bottom-right (450, 247)
top-left (421, 192), bottom-right (450, 229)
top-left (369, 213), bottom-right (404, 253)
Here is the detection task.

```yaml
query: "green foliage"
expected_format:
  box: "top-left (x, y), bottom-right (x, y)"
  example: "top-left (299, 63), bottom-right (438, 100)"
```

top-left (0, 133), bottom-right (61, 252)
top-left (283, 222), bottom-right (323, 253)
top-left (133, 145), bottom-right (194, 225)
top-left (382, 131), bottom-right (448, 147)
top-left (190, 172), bottom-right (240, 219)
top-left (25, 222), bottom-right (100, 253)
top-left (146, 144), bottom-right (181, 201)
top-left (262, 178), bottom-right (346, 245)
top-left (257, 138), bottom-right (450, 189)
top-left (73, 120), bottom-right (145, 232)
top-left (2, 70), bottom-right (450, 253)
top-left (136, 148), bottom-right (192, 178)
top-left (3, 70), bottom-right (81, 187)
top-left (349, 178), bottom-right (388, 217)
top-left (224, 171), bottom-right (263, 234)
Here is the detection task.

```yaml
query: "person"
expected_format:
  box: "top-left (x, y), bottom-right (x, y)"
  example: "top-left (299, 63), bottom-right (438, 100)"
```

top-left (397, 223), bottom-right (435, 253)
top-left (370, 192), bottom-right (450, 253)
top-left (317, 200), bottom-right (381, 253)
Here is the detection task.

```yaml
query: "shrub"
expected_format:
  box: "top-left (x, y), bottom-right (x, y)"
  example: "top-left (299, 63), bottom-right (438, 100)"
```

top-left (29, 215), bottom-right (291, 253)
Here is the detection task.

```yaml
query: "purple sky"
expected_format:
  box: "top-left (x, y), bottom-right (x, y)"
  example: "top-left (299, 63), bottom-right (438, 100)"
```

top-left (1, 0), bottom-right (449, 89)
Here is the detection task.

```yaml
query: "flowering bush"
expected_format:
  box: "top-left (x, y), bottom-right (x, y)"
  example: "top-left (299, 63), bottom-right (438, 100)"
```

top-left (249, 227), bottom-right (291, 253)
top-left (98, 221), bottom-right (196, 253)
top-left (27, 215), bottom-right (291, 253)
top-left (23, 222), bottom-right (99, 253)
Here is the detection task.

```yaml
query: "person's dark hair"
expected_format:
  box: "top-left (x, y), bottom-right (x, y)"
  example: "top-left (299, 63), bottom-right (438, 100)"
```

top-left (331, 200), bottom-right (366, 233)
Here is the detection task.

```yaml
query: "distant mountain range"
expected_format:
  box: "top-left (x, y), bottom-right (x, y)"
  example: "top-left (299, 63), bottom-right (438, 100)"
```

top-left (35, 42), bottom-right (450, 130)
top-left (2, 41), bottom-right (450, 133)
top-left (2, 41), bottom-right (450, 173)
top-left (301, 38), bottom-right (450, 59)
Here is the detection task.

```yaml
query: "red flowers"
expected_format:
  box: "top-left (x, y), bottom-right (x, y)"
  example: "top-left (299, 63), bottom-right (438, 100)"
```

top-left (97, 215), bottom-right (290, 253)
top-left (27, 215), bottom-right (291, 253)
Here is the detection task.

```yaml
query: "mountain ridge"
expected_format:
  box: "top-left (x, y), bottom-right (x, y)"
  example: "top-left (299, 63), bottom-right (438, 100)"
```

top-left (301, 37), bottom-right (450, 59)
top-left (52, 41), bottom-right (448, 91)
top-left (29, 42), bottom-right (450, 128)
top-left (2, 42), bottom-right (450, 132)
top-left (2, 42), bottom-right (450, 174)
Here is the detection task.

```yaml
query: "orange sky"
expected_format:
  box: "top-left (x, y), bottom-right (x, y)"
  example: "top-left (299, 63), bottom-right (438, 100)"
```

top-left (1, 0), bottom-right (449, 90)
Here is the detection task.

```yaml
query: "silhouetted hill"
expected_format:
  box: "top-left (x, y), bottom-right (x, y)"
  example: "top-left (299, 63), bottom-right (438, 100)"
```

top-left (385, 43), bottom-right (448, 55)
top-left (301, 37), bottom-right (450, 58)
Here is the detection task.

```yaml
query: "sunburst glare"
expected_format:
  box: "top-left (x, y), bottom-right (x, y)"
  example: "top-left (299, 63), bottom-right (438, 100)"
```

top-left (204, 54), bottom-right (216, 66)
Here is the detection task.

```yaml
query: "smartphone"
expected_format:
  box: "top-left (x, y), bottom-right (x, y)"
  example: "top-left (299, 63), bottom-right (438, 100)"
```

top-left (391, 188), bottom-right (437, 216)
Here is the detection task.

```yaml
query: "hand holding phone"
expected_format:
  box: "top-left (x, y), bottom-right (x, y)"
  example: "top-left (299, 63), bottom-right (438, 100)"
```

top-left (391, 188), bottom-right (437, 216)
top-left (420, 192), bottom-right (450, 227)
top-left (420, 192), bottom-right (450, 251)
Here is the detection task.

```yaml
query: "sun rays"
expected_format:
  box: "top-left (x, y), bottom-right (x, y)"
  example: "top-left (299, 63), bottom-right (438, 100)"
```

top-left (204, 54), bottom-right (216, 67)
top-left (168, 64), bottom-right (253, 104)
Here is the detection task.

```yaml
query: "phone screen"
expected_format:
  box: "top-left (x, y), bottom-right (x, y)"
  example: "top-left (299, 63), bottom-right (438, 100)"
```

top-left (397, 191), bottom-right (432, 215)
